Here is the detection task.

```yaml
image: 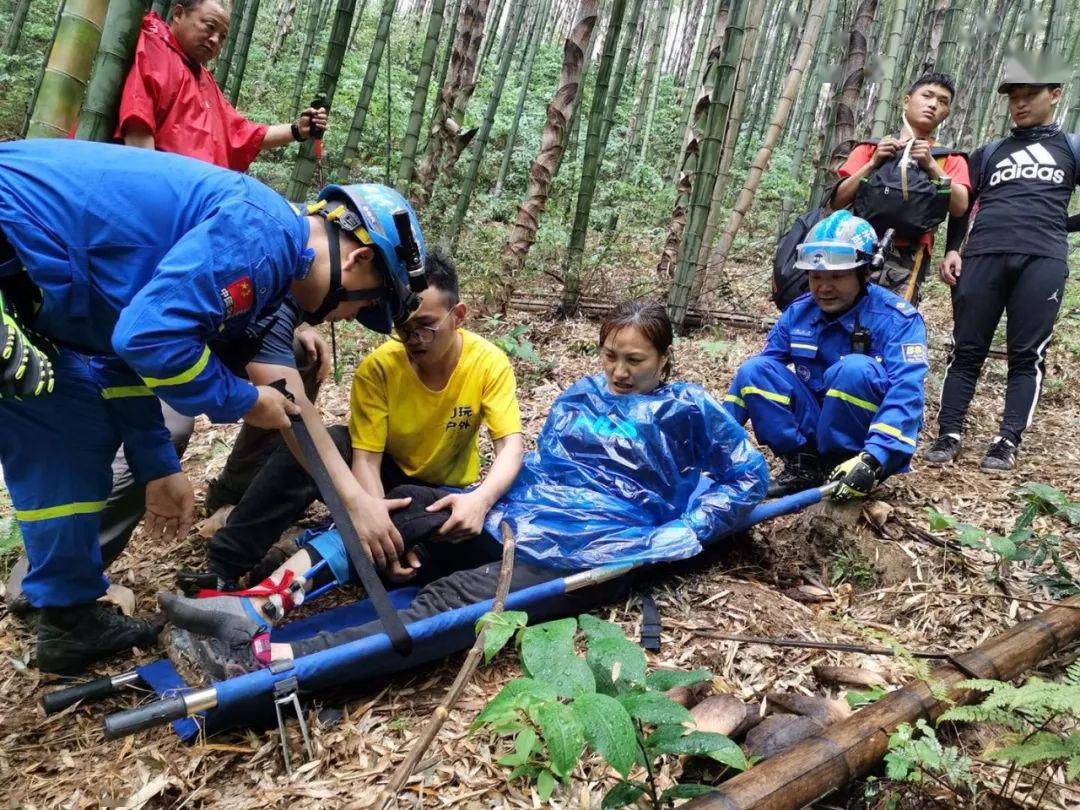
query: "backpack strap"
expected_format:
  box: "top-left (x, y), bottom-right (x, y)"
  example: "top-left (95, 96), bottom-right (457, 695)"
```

top-left (1067, 133), bottom-right (1080, 183)
top-left (977, 138), bottom-right (1007, 191)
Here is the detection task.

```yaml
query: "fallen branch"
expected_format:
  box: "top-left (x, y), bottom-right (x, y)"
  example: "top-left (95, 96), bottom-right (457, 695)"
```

top-left (685, 595), bottom-right (1080, 810)
top-left (377, 523), bottom-right (518, 806)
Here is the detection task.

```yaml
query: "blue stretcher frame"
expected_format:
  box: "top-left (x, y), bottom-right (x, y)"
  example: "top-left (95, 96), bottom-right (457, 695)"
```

top-left (135, 486), bottom-right (829, 739)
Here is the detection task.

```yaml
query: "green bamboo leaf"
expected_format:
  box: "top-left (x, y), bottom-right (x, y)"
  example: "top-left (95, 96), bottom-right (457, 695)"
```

top-left (645, 668), bottom-right (712, 692)
top-left (618, 691), bottom-right (693, 726)
top-left (601, 781), bottom-right (647, 809)
top-left (536, 701), bottom-right (585, 778)
top-left (587, 636), bottom-right (647, 694)
top-left (572, 693), bottom-right (638, 778)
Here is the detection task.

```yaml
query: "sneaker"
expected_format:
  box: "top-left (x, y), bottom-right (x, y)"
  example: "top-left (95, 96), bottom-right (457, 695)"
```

top-left (980, 436), bottom-right (1017, 472)
top-left (768, 449), bottom-right (824, 498)
top-left (36, 603), bottom-right (162, 675)
top-left (158, 590), bottom-right (268, 646)
top-left (924, 434), bottom-right (961, 465)
top-left (167, 626), bottom-right (272, 682)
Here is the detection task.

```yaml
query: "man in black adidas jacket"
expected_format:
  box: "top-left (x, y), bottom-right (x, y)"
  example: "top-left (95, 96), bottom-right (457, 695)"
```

top-left (925, 56), bottom-right (1078, 471)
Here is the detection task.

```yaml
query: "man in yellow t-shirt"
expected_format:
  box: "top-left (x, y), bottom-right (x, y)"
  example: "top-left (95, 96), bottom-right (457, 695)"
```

top-left (195, 251), bottom-right (524, 586)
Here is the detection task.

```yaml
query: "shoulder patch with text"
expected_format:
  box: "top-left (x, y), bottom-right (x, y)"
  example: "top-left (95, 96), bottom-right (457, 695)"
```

top-left (221, 276), bottom-right (254, 318)
top-left (902, 343), bottom-right (927, 364)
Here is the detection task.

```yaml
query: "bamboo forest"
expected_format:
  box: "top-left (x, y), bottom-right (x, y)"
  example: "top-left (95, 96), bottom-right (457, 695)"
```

top-left (1, 0), bottom-right (1080, 806)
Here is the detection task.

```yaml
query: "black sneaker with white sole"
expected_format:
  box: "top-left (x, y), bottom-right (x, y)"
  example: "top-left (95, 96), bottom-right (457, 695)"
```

top-left (924, 434), bottom-right (961, 465)
top-left (980, 436), bottom-right (1017, 472)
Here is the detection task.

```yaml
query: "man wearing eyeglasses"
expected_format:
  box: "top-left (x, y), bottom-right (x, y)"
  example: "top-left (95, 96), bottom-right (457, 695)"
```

top-left (192, 250), bottom-right (525, 588)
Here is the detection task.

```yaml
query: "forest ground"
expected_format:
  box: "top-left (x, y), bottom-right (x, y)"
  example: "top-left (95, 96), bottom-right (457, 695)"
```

top-left (2, 254), bottom-right (1079, 808)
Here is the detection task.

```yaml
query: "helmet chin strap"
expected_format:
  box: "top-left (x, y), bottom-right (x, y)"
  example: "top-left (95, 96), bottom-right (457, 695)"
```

top-left (301, 218), bottom-right (384, 326)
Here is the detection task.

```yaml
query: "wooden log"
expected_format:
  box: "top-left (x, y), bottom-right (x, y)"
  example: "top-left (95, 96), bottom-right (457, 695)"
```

top-left (685, 595), bottom-right (1080, 810)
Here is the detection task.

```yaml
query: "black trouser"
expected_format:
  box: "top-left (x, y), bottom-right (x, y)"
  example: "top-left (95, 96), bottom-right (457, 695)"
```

top-left (290, 499), bottom-right (624, 656)
top-left (207, 425), bottom-right (425, 580)
top-left (937, 253), bottom-right (1067, 445)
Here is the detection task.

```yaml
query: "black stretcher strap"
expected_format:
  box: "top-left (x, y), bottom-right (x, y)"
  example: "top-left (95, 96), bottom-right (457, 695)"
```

top-left (640, 593), bottom-right (661, 652)
top-left (269, 379), bottom-right (412, 655)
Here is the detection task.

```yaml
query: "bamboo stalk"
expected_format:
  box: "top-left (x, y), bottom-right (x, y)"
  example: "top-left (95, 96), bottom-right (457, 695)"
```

top-left (26, 0), bottom-right (110, 140)
top-left (685, 595), bottom-right (1080, 810)
top-left (396, 0), bottom-right (447, 193)
top-left (376, 523), bottom-right (518, 805)
top-left (75, 0), bottom-right (145, 142)
top-left (698, 0), bottom-right (829, 292)
top-left (338, 0), bottom-right (399, 169)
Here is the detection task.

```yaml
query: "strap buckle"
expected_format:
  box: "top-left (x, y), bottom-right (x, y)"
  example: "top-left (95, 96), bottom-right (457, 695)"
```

top-left (271, 665), bottom-right (313, 776)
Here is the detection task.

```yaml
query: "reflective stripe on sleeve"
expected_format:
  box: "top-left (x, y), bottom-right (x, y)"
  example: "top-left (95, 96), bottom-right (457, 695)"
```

top-left (826, 388), bottom-right (879, 412)
top-left (100, 385), bottom-right (154, 400)
top-left (724, 393), bottom-right (746, 408)
top-left (869, 422), bottom-right (917, 447)
top-left (790, 342), bottom-right (818, 352)
top-left (142, 346), bottom-right (211, 388)
top-left (739, 386), bottom-right (791, 405)
top-left (16, 500), bottom-right (108, 522)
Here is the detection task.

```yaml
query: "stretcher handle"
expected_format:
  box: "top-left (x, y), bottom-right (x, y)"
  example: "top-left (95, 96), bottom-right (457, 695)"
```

top-left (103, 695), bottom-right (188, 740)
top-left (42, 674), bottom-right (125, 715)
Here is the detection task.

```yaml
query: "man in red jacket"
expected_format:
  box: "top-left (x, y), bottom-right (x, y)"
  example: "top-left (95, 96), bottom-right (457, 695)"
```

top-left (116, 0), bottom-right (326, 172)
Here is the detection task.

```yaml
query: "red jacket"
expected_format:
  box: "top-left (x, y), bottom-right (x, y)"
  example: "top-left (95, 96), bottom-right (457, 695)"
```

top-left (116, 13), bottom-right (267, 172)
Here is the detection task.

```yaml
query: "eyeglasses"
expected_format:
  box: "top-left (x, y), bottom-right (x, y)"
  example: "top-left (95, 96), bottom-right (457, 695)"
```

top-left (391, 309), bottom-right (454, 345)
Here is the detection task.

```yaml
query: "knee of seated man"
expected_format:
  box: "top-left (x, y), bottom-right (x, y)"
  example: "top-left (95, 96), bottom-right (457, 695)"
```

top-left (733, 354), bottom-right (789, 384)
top-left (827, 353), bottom-right (883, 388)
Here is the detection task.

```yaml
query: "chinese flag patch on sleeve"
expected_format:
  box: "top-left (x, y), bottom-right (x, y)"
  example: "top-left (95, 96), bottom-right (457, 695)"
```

top-left (221, 276), bottom-right (255, 317)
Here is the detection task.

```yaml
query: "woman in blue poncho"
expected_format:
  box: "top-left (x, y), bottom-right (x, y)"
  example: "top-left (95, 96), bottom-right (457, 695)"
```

top-left (161, 301), bottom-right (769, 679)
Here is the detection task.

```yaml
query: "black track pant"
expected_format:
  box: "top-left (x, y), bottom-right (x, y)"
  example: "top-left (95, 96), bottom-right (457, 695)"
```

top-left (937, 253), bottom-right (1067, 445)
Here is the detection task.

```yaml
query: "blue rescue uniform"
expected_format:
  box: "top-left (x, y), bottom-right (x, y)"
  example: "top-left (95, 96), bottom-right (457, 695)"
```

top-left (0, 139), bottom-right (314, 607)
top-left (724, 285), bottom-right (929, 475)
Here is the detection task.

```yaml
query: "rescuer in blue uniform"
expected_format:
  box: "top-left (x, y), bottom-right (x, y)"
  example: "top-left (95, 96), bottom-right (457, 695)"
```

top-left (0, 138), bottom-right (427, 673)
top-left (724, 211), bottom-right (929, 499)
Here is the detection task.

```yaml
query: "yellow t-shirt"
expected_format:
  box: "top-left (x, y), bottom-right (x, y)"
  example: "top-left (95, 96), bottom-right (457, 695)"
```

top-left (349, 329), bottom-right (522, 487)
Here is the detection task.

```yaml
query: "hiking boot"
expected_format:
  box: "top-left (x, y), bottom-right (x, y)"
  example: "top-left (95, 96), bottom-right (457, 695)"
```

top-left (36, 603), bottom-right (163, 675)
top-left (158, 591), bottom-right (268, 646)
top-left (176, 569), bottom-right (239, 598)
top-left (767, 449), bottom-right (824, 498)
top-left (167, 626), bottom-right (272, 682)
top-left (924, 434), bottom-right (962, 465)
top-left (8, 592), bottom-right (40, 630)
top-left (980, 436), bottom-right (1017, 472)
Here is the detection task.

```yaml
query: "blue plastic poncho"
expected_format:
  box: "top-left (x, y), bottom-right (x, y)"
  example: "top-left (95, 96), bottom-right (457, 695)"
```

top-left (484, 375), bottom-right (769, 570)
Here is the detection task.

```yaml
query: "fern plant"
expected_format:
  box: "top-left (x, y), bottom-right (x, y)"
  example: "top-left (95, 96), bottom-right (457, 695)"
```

top-left (939, 659), bottom-right (1080, 804)
top-left (883, 719), bottom-right (977, 798)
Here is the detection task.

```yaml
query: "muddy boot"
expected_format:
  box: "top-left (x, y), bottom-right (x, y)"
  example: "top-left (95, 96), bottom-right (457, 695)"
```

top-left (36, 603), bottom-right (163, 675)
top-left (167, 627), bottom-right (272, 682)
top-left (767, 449), bottom-right (824, 498)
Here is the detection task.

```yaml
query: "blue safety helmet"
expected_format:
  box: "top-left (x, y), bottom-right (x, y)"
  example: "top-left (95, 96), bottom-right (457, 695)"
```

top-left (795, 211), bottom-right (878, 274)
top-left (310, 183), bottom-right (427, 333)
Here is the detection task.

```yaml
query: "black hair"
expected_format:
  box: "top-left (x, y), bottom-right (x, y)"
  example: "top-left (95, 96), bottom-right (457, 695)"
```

top-left (424, 248), bottom-right (459, 306)
top-left (907, 72), bottom-right (957, 101)
top-left (599, 300), bottom-right (674, 382)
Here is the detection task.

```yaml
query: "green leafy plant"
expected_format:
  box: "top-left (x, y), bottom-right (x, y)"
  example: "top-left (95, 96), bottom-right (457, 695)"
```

top-left (471, 613), bottom-right (747, 806)
top-left (939, 659), bottom-right (1080, 806)
top-left (926, 482), bottom-right (1080, 597)
top-left (883, 719), bottom-right (977, 799)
